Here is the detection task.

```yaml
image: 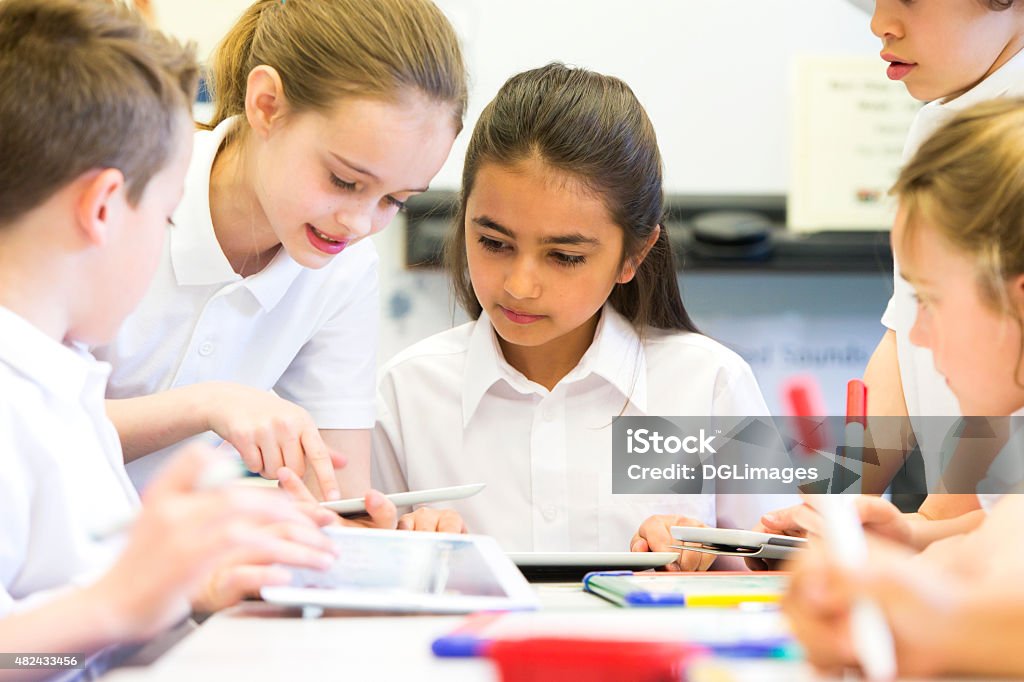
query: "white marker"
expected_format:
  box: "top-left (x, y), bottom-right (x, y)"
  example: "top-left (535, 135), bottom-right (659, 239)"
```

top-left (816, 494), bottom-right (897, 681)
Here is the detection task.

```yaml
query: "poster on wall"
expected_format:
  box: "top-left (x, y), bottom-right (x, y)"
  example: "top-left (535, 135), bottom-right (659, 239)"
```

top-left (788, 56), bottom-right (921, 232)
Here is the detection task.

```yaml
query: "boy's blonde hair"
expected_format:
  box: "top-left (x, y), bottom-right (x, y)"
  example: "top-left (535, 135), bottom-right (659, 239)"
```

top-left (0, 0), bottom-right (198, 226)
top-left (204, 0), bottom-right (467, 135)
top-left (893, 97), bottom-right (1024, 315)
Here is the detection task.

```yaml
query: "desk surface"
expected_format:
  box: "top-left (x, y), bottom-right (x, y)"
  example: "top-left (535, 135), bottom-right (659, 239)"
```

top-left (101, 583), bottom-right (808, 681)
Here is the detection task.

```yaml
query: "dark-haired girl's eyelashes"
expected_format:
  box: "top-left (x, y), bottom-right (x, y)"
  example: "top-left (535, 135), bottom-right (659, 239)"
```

top-left (552, 252), bottom-right (586, 268)
top-left (331, 173), bottom-right (406, 211)
top-left (478, 235), bottom-right (586, 268)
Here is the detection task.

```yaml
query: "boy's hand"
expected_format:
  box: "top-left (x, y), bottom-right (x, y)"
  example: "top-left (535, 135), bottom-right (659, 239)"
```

top-left (397, 507), bottom-right (467, 533)
top-left (191, 517), bottom-right (340, 612)
top-left (630, 514), bottom-right (715, 571)
top-left (93, 445), bottom-right (335, 639)
top-left (201, 382), bottom-right (344, 501)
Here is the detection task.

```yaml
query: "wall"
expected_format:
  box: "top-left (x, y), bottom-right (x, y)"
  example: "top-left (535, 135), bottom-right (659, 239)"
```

top-left (154, 0), bottom-right (880, 194)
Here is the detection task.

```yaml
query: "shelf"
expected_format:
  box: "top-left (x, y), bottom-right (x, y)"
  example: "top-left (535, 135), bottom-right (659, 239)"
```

top-left (404, 192), bottom-right (893, 274)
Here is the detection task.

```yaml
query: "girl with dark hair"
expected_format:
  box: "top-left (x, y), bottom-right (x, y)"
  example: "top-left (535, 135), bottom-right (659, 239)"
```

top-left (373, 64), bottom-right (776, 569)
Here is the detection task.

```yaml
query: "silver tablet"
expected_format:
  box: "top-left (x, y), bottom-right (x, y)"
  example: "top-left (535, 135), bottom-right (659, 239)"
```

top-left (670, 526), bottom-right (807, 561)
top-left (319, 483), bottom-right (486, 516)
top-left (261, 527), bottom-right (538, 614)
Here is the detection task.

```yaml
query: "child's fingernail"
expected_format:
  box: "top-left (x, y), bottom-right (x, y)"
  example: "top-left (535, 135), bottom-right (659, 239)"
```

top-left (326, 489), bottom-right (341, 501)
top-left (762, 513), bottom-right (778, 524)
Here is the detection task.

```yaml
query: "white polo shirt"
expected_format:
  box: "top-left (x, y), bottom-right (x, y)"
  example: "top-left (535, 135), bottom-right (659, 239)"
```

top-left (94, 117), bottom-right (380, 489)
top-left (883, 49), bottom-right (1024, 420)
top-left (373, 305), bottom-right (790, 552)
top-left (0, 307), bottom-right (138, 615)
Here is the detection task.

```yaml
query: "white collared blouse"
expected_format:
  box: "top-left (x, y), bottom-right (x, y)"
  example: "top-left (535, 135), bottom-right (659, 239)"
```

top-left (373, 305), bottom-right (782, 552)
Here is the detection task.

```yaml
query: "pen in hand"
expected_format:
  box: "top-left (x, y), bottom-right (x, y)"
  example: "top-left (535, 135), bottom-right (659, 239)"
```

top-left (816, 494), bottom-right (897, 681)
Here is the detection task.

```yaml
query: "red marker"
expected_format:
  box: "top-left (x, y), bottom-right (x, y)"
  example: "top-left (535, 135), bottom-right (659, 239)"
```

top-left (781, 374), bottom-right (829, 455)
top-left (836, 379), bottom-right (869, 494)
top-left (846, 379), bottom-right (868, 427)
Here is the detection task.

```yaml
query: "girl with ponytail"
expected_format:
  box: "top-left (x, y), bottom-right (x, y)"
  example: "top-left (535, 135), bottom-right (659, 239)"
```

top-left (372, 63), bottom-right (773, 566)
top-left (95, 0), bottom-right (467, 512)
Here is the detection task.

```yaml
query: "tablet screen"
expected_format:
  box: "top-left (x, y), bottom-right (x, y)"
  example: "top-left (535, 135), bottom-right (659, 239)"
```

top-left (288, 527), bottom-right (510, 599)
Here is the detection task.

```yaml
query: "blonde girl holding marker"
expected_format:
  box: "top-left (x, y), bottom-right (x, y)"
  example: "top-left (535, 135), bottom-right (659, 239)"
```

top-left (96, 0), bottom-right (468, 507)
top-left (786, 98), bottom-right (1024, 679)
top-left (372, 64), bottom-right (778, 568)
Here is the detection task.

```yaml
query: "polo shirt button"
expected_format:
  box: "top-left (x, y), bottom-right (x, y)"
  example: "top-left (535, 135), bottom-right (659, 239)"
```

top-left (541, 505), bottom-right (558, 522)
top-left (198, 341), bottom-right (215, 356)
top-left (541, 404), bottom-right (556, 421)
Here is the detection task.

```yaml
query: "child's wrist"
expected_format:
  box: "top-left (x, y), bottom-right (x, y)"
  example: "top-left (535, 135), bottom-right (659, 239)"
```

top-left (191, 381), bottom-right (227, 432)
top-left (78, 578), bottom-right (138, 644)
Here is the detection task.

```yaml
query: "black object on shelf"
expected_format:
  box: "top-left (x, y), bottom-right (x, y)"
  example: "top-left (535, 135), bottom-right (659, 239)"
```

top-left (404, 192), bottom-right (893, 274)
top-left (687, 210), bottom-right (774, 262)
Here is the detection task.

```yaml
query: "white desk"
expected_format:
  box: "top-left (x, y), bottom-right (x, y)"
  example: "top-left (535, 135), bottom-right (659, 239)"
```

top-left (101, 584), bottom-right (808, 681)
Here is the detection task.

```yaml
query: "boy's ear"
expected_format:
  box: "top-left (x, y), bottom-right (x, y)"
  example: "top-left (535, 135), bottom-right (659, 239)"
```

top-left (617, 224), bottom-right (662, 284)
top-left (245, 65), bottom-right (288, 138)
top-left (75, 169), bottom-right (126, 247)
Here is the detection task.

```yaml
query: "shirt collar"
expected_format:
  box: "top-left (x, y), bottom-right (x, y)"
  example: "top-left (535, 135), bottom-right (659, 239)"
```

top-left (571, 304), bottom-right (648, 412)
top-left (462, 311), bottom-right (518, 427)
top-left (169, 116), bottom-right (305, 312)
top-left (460, 304), bottom-right (648, 427)
top-left (241, 247), bottom-right (305, 311)
top-left (0, 307), bottom-right (111, 406)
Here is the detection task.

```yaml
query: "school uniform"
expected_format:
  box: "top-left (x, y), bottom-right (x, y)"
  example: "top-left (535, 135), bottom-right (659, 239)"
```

top-left (373, 305), bottom-right (790, 552)
top-left (882, 49), bottom-right (1024, 499)
top-left (0, 307), bottom-right (138, 615)
top-left (94, 116), bottom-right (380, 489)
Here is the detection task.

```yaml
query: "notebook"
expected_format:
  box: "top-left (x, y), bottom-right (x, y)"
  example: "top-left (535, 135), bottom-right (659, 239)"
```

top-left (583, 571), bottom-right (788, 608)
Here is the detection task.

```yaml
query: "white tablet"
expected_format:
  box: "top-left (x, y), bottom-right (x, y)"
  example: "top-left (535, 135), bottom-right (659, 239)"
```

top-left (508, 552), bottom-right (679, 569)
top-left (670, 527), bottom-right (807, 561)
top-left (261, 527), bottom-right (538, 614)
top-left (319, 483), bottom-right (486, 516)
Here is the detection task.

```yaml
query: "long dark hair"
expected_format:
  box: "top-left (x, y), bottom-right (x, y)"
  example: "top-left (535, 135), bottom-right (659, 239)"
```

top-left (444, 62), bottom-right (698, 335)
